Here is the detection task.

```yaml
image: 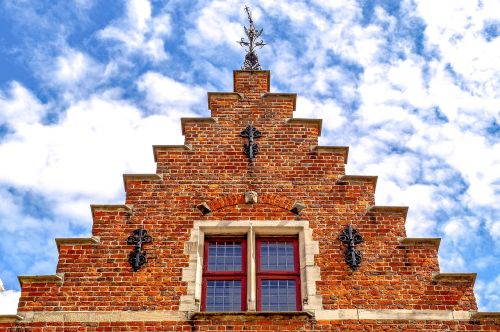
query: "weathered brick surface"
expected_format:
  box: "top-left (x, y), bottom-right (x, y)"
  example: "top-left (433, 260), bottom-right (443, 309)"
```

top-left (2, 319), bottom-right (500, 331)
top-left (3, 70), bottom-right (497, 330)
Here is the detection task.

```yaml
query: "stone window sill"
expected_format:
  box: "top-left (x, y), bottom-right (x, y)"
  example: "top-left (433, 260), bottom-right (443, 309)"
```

top-left (189, 311), bottom-right (314, 321)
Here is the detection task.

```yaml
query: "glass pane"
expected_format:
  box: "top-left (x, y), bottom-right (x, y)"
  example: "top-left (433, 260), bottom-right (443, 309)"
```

top-left (259, 240), bottom-right (294, 271)
top-left (207, 241), bottom-right (242, 272)
top-left (205, 280), bottom-right (242, 312)
top-left (260, 279), bottom-right (296, 311)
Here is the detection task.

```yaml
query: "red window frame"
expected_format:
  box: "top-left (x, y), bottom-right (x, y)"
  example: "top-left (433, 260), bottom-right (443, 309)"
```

top-left (256, 237), bottom-right (301, 311)
top-left (201, 237), bottom-right (247, 311)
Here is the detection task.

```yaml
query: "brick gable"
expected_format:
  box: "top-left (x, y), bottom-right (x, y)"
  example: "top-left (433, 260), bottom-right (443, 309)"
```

top-left (1, 70), bottom-right (498, 331)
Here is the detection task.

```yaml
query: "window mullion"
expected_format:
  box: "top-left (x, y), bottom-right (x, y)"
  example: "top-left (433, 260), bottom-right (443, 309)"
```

top-left (247, 227), bottom-right (256, 311)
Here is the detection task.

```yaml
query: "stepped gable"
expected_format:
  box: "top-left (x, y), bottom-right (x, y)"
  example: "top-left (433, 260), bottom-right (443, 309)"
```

top-left (1, 70), bottom-right (499, 331)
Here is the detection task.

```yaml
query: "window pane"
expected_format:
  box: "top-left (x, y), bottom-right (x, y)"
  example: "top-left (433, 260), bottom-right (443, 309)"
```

top-left (207, 241), bottom-right (242, 272)
top-left (205, 280), bottom-right (241, 312)
top-left (260, 279), bottom-right (296, 311)
top-left (260, 240), bottom-right (294, 271)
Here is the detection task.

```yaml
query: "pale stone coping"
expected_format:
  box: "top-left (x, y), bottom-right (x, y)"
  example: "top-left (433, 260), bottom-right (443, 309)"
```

top-left (236, 70), bottom-right (271, 73)
top-left (314, 309), bottom-right (358, 320)
top-left (339, 175), bottom-right (378, 189)
top-left (18, 273), bottom-right (64, 284)
top-left (152, 144), bottom-right (192, 162)
top-left (180, 220), bottom-right (322, 313)
top-left (55, 236), bottom-right (100, 252)
top-left (17, 311), bottom-right (187, 323)
top-left (233, 70), bottom-right (271, 92)
top-left (0, 315), bottom-right (23, 322)
top-left (309, 145), bottom-right (349, 163)
top-left (368, 206), bottom-right (409, 219)
top-left (207, 92), bottom-right (242, 99)
top-left (471, 312), bottom-right (500, 320)
top-left (316, 309), bottom-right (475, 321)
top-left (286, 118), bottom-right (322, 136)
top-left (122, 173), bottom-right (162, 190)
top-left (432, 273), bottom-right (477, 286)
top-left (358, 309), bottom-right (474, 321)
top-left (398, 237), bottom-right (441, 249)
top-left (90, 204), bottom-right (132, 217)
top-left (261, 93), bottom-right (297, 110)
top-left (12, 310), bottom-right (482, 323)
top-left (180, 117), bottom-right (217, 135)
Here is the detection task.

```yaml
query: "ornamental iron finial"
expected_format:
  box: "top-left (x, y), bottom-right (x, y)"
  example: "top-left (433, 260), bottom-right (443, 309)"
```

top-left (238, 6), bottom-right (266, 70)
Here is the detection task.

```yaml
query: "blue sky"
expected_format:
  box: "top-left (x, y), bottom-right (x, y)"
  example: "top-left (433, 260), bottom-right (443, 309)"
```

top-left (0, 0), bottom-right (499, 313)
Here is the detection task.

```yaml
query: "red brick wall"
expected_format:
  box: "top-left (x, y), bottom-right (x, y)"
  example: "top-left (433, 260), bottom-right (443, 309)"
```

top-left (4, 70), bottom-right (496, 331)
top-left (2, 319), bottom-right (500, 331)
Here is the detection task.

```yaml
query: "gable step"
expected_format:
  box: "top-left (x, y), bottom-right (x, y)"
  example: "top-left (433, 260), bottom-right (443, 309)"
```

top-left (153, 144), bottom-right (192, 162)
top-left (399, 237), bottom-right (441, 249)
top-left (286, 118), bottom-right (322, 136)
top-left (181, 117), bottom-right (217, 135)
top-left (0, 315), bottom-right (23, 322)
top-left (433, 273), bottom-right (477, 286)
top-left (368, 206), bottom-right (409, 219)
top-left (338, 175), bottom-right (378, 189)
top-left (208, 92), bottom-right (242, 111)
top-left (471, 312), bottom-right (500, 320)
top-left (90, 204), bottom-right (132, 217)
top-left (310, 145), bottom-right (349, 163)
top-left (123, 173), bottom-right (162, 191)
top-left (18, 274), bottom-right (64, 285)
top-left (55, 236), bottom-right (100, 252)
top-left (262, 93), bottom-right (297, 111)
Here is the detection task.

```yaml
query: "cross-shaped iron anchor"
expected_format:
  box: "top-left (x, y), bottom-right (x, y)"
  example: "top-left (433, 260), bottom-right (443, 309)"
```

top-left (240, 123), bottom-right (262, 161)
top-left (339, 224), bottom-right (364, 270)
top-left (127, 225), bottom-right (152, 271)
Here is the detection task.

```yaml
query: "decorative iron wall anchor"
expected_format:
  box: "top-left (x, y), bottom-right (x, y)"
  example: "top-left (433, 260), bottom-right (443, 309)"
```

top-left (237, 6), bottom-right (266, 70)
top-left (127, 226), bottom-right (152, 271)
top-left (339, 224), bottom-right (363, 270)
top-left (240, 123), bottom-right (262, 161)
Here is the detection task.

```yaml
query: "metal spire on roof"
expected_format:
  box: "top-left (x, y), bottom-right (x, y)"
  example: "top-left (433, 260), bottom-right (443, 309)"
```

top-left (237, 6), bottom-right (266, 70)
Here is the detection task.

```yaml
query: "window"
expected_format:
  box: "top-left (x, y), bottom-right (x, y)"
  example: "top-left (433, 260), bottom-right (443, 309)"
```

top-left (201, 238), bottom-right (247, 311)
top-left (201, 236), bottom-right (301, 312)
top-left (256, 238), bottom-right (301, 311)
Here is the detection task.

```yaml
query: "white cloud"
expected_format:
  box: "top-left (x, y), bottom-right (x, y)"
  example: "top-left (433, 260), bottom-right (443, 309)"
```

top-left (184, 0), bottom-right (244, 54)
top-left (439, 251), bottom-right (466, 272)
top-left (54, 49), bottom-right (98, 85)
top-left (99, 0), bottom-right (171, 62)
top-left (476, 275), bottom-right (500, 311)
top-left (416, 0), bottom-right (500, 98)
top-left (137, 72), bottom-right (205, 113)
top-left (1, 95), bottom-right (171, 197)
top-left (0, 290), bottom-right (20, 315)
top-left (295, 97), bottom-right (346, 131)
top-left (441, 218), bottom-right (481, 245)
top-left (489, 221), bottom-right (500, 240)
top-left (0, 81), bottom-right (47, 129)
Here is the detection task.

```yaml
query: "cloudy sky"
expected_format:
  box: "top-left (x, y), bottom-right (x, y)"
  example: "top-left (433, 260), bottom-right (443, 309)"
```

top-left (0, 0), bottom-right (499, 313)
